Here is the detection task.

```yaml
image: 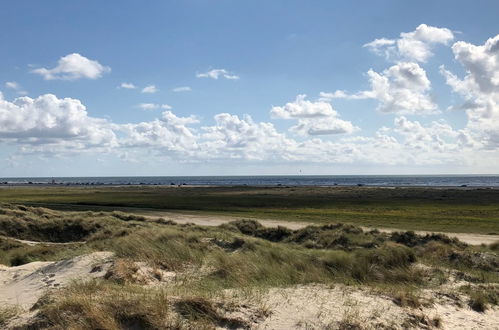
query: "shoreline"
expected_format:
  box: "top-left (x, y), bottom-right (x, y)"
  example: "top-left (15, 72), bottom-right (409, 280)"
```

top-left (0, 182), bottom-right (498, 189)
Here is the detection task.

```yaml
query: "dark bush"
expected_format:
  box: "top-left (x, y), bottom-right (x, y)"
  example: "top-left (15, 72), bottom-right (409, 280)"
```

top-left (256, 226), bottom-right (293, 242)
top-left (390, 231), bottom-right (466, 248)
top-left (224, 219), bottom-right (264, 235)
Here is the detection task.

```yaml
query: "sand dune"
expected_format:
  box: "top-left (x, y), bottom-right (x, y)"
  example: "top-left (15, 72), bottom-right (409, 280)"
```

top-left (0, 251), bottom-right (113, 309)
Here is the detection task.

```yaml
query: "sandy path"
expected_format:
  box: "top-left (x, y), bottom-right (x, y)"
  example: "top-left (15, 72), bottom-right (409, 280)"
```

top-left (0, 251), bottom-right (113, 309)
top-left (138, 210), bottom-right (499, 245)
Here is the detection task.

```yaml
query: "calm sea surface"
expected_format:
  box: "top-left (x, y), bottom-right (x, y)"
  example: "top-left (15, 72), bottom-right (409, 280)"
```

top-left (1, 175), bottom-right (499, 187)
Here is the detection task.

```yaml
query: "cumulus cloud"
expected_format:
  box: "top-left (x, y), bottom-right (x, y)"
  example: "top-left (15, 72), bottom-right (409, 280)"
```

top-left (0, 90), bottom-right (479, 168)
top-left (141, 85), bottom-right (158, 93)
top-left (271, 94), bottom-right (336, 119)
top-left (441, 34), bottom-right (499, 148)
top-left (119, 82), bottom-right (136, 89)
top-left (326, 62), bottom-right (438, 114)
top-left (118, 111), bottom-right (199, 152)
top-left (200, 114), bottom-right (293, 160)
top-left (172, 86), bottom-right (192, 92)
top-left (196, 69), bottom-right (239, 80)
top-left (271, 95), bottom-right (357, 136)
top-left (0, 96), bottom-right (480, 168)
top-left (137, 103), bottom-right (172, 110)
top-left (0, 94), bottom-right (116, 150)
top-left (393, 116), bottom-right (461, 152)
top-left (364, 24), bottom-right (454, 62)
top-left (289, 117), bottom-right (358, 136)
top-left (32, 53), bottom-right (110, 80)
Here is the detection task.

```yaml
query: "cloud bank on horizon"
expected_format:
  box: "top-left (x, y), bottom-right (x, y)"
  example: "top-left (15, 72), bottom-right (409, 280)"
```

top-left (1, 16), bottom-right (499, 175)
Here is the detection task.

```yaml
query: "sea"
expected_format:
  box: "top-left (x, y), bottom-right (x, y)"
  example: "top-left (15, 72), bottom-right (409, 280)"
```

top-left (1, 175), bottom-right (499, 187)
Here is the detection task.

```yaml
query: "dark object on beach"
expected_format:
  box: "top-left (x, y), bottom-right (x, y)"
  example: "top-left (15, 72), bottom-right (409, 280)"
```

top-left (357, 183), bottom-right (364, 186)
top-left (461, 184), bottom-right (468, 187)
top-left (170, 182), bottom-right (175, 185)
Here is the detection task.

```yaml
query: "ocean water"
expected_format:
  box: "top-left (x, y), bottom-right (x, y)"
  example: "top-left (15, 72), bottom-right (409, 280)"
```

top-left (1, 175), bottom-right (499, 187)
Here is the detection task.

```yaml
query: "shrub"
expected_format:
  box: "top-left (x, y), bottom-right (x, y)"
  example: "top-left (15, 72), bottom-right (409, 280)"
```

top-left (111, 211), bottom-right (147, 222)
top-left (391, 231), bottom-right (465, 248)
top-left (469, 293), bottom-right (488, 312)
top-left (489, 241), bottom-right (499, 251)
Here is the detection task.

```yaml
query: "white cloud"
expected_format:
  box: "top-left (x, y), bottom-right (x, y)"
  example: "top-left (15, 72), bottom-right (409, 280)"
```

top-left (141, 85), bottom-right (158, 93)
top-left (271, 94), bottom-right (336, 119)
top-left (172, 86), bottom-right (192, 92)
top-left (32, 53), bottom-right (110, 80)
top-left (118, 111), bottom-right (199, 152)
top-left (200, 114), bottom-right (293, 160)
top-left (393, 116), bottom-right (460, 152)
top-left (364, 24), bottom-right (454, 62)
top-left (119, 82), bottom-right (136, 89)
top-left (196, 69), bottom-right (239, 80)
top-left (0, 97), bottom-right (485, 169)
top-left (137, 103), bottom-right (172, 110)
top-left (0, 91), bottom-right (479, 167)
top-left (290, 117), bottom-right (358, 136)
top-left (271, 95), bottom-right (358, 136)
top-left (0, 94), bottom-right (116, 150)
top-left (441, 34), bottom-right (499, 148)
top-left (327, 62), bottom-right (438, 115)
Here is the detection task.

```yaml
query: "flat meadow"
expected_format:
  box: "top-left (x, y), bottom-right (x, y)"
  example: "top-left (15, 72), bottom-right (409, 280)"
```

top-left (0, 185), bottom-right (498, 234)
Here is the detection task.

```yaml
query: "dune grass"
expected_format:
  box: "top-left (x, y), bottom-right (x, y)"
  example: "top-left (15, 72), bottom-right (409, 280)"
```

top-left (0, 306), bottom-right (20, 328)
top-left (1, 204), bottom-right (496, 286)
top-left (1, 204), bottom-right (497, 328)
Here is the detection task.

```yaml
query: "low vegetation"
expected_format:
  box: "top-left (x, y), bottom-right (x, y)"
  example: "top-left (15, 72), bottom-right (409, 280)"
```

top-left (0, 203), bottom-right (497, 329)
top-left (0, 307), bottom-right (20, 328)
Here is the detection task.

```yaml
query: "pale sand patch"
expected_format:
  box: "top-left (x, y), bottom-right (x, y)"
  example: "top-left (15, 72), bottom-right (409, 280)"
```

top-left (251, 284), bottom-right (499, 330)
top-left (0, 251), bottom-right (113, 309)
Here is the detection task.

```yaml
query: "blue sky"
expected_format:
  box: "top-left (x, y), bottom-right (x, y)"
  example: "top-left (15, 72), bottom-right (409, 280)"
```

top-left (1, 0), bottom-right (499, 176)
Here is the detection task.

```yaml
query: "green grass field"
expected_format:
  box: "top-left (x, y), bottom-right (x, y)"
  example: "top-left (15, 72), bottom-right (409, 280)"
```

top-left (1, 185), bottom-right (498, 234)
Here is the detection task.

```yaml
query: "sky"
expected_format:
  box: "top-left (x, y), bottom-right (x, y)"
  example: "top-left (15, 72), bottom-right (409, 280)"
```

top-left (1, 0), bottom-right (499, 177)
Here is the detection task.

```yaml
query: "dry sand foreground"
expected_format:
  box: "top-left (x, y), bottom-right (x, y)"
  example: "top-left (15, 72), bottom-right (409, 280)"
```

top-left (252, 285), bottom-right (499, 329)
top-left (1, 251), bottom-right (498, 329)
